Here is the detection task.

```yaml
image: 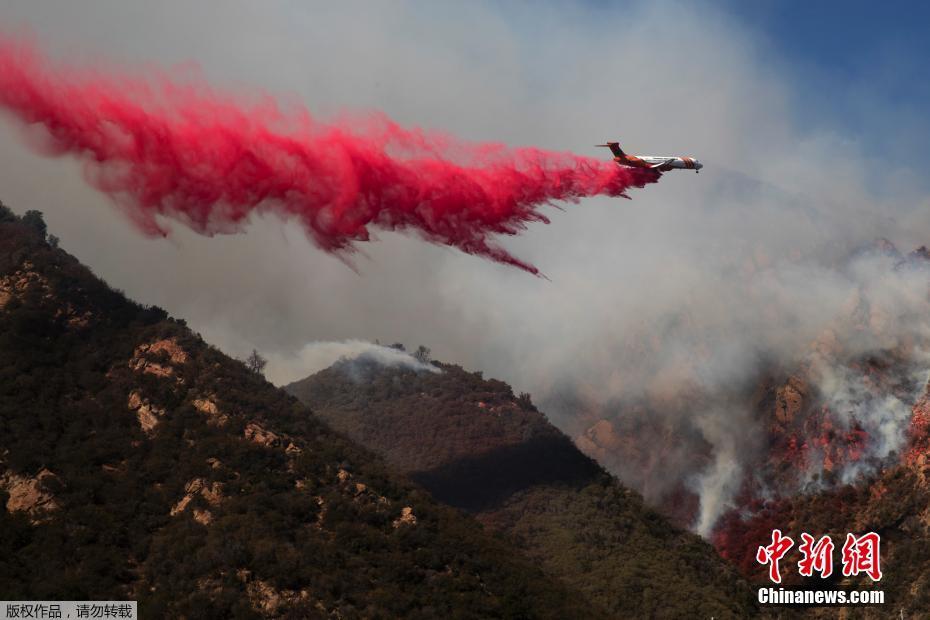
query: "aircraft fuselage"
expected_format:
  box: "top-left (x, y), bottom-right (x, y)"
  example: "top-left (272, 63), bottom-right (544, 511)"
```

top-left (597, 141), bottom-right (703, 173)
top-left (617, 154), bottom-right (702, 172)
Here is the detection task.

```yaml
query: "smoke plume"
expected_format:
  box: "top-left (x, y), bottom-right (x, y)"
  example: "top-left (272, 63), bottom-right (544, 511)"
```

top-left (0, 37), bottom-right (657, 275)
top-left (268, 339), bottom-right (439, 385)
top-left (564, 242), bottom-right (930, 536)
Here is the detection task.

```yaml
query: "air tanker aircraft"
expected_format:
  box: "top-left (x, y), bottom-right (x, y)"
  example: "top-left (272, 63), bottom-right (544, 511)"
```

top-left (597, 141), bottom-right (703, 173)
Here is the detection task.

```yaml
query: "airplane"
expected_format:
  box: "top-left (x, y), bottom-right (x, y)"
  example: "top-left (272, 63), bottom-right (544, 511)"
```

top-left (596, 141), bottom-right (703, 173)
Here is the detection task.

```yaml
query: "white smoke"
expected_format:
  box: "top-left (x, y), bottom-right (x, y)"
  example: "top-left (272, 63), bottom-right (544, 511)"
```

top-left (538, 244), bottom-right (930, 534)
top-left (692, 408), bottom-right (746, 536)
top-left (267, 340), bottom-right (439, 385)
top-left (812, 352), bottom-right (930, 486)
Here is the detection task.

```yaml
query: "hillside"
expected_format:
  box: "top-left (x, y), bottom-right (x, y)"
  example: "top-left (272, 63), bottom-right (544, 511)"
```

top-left (569, 241), bottom-right (930, 533)
top-left (0, 206), bottom-right (594, 619)
top-left (552, 239), bottom-right (930, 616)
top-left (713, 392), bottom-right (930, 615)
top-left (286, 359), bottom-right (759, 618)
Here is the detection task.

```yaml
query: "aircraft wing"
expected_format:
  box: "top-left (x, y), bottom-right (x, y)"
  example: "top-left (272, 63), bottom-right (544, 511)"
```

top-left (649, 159), bottom-right (675, 169)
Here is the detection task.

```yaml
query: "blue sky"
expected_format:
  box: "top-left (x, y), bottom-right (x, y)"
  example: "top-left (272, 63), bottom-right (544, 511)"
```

top-left (723, 0), bottom-right (930, 164)
top-left (495, 0), bottom-right (929, 188)
top-left (728, 0), bottom-right (930, 89)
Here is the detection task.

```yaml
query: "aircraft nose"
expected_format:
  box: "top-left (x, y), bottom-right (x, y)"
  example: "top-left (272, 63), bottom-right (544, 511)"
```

top-left (694, 160), bottom-right (703, 170)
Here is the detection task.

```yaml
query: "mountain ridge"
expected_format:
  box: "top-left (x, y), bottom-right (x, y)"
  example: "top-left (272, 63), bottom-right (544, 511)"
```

top-left (0, 207), bottom-right (595, 619)
top-left (286, 357), bottom-right (759, 617)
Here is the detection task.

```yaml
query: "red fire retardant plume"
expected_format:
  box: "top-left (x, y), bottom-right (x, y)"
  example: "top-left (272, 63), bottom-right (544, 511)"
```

top-left (0, 39), bottom-right (659, 275)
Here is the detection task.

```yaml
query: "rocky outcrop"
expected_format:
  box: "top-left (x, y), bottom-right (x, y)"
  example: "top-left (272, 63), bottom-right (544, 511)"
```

top-left (192, 396), bottom-right (229, 427)
top-left (144, 338), bottom-right (189, 364)
top-left (392, 506), bottom-right (417, 528)
top-left (129, 338), bottom-right (188, 379)
top-left (2, 468), bottom-right (59, 522)
top-left (127, 390), bottom-right (166, 435)
top-left (237, 570), bottom-right (318, 616)
top-left (53, 302), bottom-right (93, 328)
top-left (0, 259), bottom-right (92, 327)
top-left (244, 422), bottom-right (280, 448)
top-left (0, 262), bottom-right (51, 309)
top-left (170, 478), bottom-right (224, 520)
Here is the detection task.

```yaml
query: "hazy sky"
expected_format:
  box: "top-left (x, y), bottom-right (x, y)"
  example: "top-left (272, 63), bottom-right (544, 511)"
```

top-left (1, 1), bottom-right (928, 532)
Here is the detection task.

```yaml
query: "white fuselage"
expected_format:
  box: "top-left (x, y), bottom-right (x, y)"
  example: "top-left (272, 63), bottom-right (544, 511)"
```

top-left (598, 142), bottom-right (703, 173)
top-left (634, 155), bottom-right (703, 171)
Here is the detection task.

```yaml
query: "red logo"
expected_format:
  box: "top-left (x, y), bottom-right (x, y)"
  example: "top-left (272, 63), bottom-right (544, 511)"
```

top-left (797, 533), bottom-right (834, 578)
top-left (757, 530), bottom-right (882, 583)
top-left (841, 532), bottom-right (882, 581)
top-left (756, 529), bottom-right (794, 584)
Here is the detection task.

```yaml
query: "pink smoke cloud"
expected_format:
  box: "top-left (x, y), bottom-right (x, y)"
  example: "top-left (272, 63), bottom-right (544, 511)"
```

top-left (0, 38), bottom-right (659, 275)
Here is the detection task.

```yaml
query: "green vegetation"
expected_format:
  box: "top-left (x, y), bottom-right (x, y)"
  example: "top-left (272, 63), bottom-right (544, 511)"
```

top-left (20, 210), bottom-right (47, 239)
top-left (0, 213), bottom-right (593, 618)
top-left (287, 361), bottom-right (759, 618)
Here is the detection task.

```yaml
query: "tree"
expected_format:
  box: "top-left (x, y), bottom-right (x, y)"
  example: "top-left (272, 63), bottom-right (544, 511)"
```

top-left (21, 210), bottom-right (47, 239)
top-left (245, 349), bottom-right (267, 376)
top-left (47, 234), bottom-right (60, 249)
top-left (516, 392), bottom-right (536, 411)
top-left (413, 345), bottom-right (431, 364)
top-left (0, 201), bottom-right (15, 223)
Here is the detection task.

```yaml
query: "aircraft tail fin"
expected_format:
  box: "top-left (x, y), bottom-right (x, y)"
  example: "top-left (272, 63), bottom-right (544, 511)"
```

top-left (595, 141), bottom-right (625, 158)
